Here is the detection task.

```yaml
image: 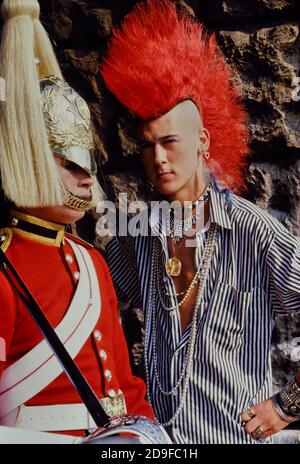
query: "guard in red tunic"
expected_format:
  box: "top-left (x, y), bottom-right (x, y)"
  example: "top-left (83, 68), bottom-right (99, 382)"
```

top-left (0, 0), bottom-right (153, 440)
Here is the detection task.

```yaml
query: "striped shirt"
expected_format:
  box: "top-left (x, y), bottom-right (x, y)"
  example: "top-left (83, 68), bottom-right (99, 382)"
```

top-left (106, 178), bottom-right (300, 444)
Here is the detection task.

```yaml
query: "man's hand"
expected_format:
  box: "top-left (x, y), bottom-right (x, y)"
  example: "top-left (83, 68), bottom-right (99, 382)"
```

top-left (241, 398), bottom-right (290, 440)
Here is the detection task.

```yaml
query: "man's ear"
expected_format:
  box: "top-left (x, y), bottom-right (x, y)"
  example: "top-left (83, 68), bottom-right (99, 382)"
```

top-left (199, 128), bottom-right (210, 152)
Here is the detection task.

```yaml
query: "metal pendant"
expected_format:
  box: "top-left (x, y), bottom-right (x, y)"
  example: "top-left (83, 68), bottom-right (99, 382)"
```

top-left (165, 257), bottom-right (182, 277)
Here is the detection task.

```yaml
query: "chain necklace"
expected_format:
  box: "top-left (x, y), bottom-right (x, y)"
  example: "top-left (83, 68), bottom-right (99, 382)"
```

top-left (158, 225), bottom-right (217, 314)
top-left (166, 281), bottom-right (190, 297)
top-left (168, 193), bottom-right (209, 244)
top-left (164, 223), bottom-right (209, 298)
top-left (165, 189), bottom-right (209, 277)
top-left (186, 184), bottom-right (210, 210)
top-left (144, 223), bottom-right (219, 427)
top-left (158, 258), bottom-right (200, 311)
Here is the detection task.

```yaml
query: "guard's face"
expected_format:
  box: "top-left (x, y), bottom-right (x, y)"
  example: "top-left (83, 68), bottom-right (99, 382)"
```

top-left (54, 155), bottom-right (94, 222)
top-left (23, 156), bottom-right (94, 225)
top-left (138, 100), bottom-right (209, 202)
top-left (56, 156), bottom-right (94, 200)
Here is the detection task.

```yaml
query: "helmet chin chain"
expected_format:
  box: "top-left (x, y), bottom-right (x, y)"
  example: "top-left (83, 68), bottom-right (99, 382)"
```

top-left (62, 187), bottom-right (94, 212)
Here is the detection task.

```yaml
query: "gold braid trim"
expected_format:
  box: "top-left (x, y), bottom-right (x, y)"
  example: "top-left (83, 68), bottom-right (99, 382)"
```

top-left (63, 189), bottom-right (94, 212)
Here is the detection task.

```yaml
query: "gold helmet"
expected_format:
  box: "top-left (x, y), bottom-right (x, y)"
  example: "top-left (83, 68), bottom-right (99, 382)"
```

top-left (0, 0), bottom-right (100, 211)
top-left (40, 76), bottom-right (98, 211)
top-left (40, 76), bottom-right (97, 178)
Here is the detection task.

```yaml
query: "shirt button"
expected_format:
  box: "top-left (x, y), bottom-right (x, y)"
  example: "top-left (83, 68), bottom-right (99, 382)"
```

top-left (104, 369), bottom-right (112, 381)
top-left (65, 253), bottom-right (73, 264)
top-left (108, 389), bottom-right (116, 398)
top-left (99, 349), bottom-right (107, 361)
top-left (74, 271), bottom-right (80, 280)
top-left (94, 330), bottom-right (102, 342)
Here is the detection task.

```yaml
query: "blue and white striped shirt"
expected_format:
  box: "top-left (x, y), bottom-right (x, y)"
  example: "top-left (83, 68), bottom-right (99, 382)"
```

top-left (106, 180), bottom-right (300, 444)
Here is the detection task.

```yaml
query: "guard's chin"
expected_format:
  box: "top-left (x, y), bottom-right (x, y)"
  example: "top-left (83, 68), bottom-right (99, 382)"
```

top-left (64, 189), bottom-right (94, 212)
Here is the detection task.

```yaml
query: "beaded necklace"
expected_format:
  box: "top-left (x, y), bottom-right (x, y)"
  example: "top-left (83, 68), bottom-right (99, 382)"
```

top-left (144, 223), bottom-right (219, 426)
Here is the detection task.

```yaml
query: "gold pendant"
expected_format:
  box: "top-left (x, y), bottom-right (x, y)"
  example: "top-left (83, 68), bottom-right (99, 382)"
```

top-left (165, 257), bottom-right (182, 277)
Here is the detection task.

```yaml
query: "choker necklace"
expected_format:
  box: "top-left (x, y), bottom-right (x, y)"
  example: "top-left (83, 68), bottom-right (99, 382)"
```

top-left (168, 191), bottom-right (209, 244)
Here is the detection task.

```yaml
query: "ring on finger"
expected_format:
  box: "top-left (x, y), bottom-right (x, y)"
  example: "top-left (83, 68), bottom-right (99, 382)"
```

top-left (252, 425), bottom-right (265, 438)
top-left (243, 408), bottom-right (256, 420)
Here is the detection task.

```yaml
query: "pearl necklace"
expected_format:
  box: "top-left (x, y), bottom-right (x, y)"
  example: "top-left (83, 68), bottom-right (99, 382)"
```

top-left (144, 223), bottom-right (219, 427)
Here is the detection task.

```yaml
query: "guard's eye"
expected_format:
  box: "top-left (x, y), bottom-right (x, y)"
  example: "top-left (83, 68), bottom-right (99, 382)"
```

top-left (63, 160), bottom-right (78, 170)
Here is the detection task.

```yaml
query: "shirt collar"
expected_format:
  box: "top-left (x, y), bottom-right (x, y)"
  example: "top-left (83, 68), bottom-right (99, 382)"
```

top-left (208, 177), bottom-right (232, 230)
top-left (149, 176), bottom-right (232, 237)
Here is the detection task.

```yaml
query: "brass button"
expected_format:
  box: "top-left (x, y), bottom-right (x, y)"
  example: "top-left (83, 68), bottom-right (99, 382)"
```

top-left (65, 253), bottom-right (73, 264)
top-left (11, 218), bottom-right (18, 226)
top-left (104, 369), bottom-right (112, 381)
top-left (74, 271), bottom-right (80, 280)
top-left (108, 389), bottom-right (116, 398)
top-left (99, 349), bottom-right (107, 361)
top-left (94, 330), bottom-right (102, 342)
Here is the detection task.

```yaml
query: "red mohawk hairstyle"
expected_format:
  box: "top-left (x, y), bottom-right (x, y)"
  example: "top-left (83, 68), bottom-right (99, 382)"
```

top-left (101, 0), bottom-right (249, 191)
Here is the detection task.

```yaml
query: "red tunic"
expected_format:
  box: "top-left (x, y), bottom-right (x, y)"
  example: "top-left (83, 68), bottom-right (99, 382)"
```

top-left (0, 228), bottom-right (153, 435)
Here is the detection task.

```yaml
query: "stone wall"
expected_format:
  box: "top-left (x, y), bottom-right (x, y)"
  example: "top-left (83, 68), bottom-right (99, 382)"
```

top-left (32, 1), bottom-right (300, 232)
top-left (1, 0), bottom-right (300, 441)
